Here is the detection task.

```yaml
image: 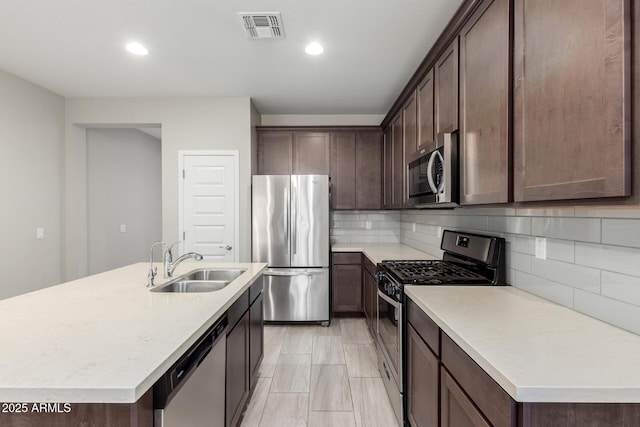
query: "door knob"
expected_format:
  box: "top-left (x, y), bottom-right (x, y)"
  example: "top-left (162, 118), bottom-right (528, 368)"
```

top-left (219, 245), bottom-right (232, 251)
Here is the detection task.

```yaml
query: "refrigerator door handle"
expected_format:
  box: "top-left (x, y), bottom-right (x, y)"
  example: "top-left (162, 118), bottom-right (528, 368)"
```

top-left (291, 179), bottom-right (297, 255)
top-left (284, 186), bottom-right (289, 255)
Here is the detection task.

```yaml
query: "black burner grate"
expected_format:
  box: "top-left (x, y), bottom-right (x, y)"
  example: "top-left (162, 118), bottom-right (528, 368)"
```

top-left (381, 260), bottom-right (489, 285)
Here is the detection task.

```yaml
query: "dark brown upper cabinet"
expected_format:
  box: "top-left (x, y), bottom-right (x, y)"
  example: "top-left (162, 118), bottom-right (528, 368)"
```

top-left (293, 132), bottom-right (331, 175)
top-left (417, 68), bottom-right (435, 147)
top-left (331, 132), bottom-right (357, 209)
top-left (331, 131), bottom-right (383, 210)
top-left (435, 37), bottom-right (460, 133)
top-left (383, 126), bottom-right (393, 209)
top-left (258, 131), bottom-right (293, 174)
top-left (459, 0), bottom-right (512, 205)
top-left (513, 0), bottom-right (631, 202)
top-left (391, 111), bottom-right (405, 209)
top-left (403, 92), bottom-right (418, 160)
top-left (355, 132), bottom-right (383, 209)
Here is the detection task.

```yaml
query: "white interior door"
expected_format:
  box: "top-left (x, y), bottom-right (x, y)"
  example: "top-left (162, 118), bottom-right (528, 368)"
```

top-left (181, 152), bottom-right (238, 262)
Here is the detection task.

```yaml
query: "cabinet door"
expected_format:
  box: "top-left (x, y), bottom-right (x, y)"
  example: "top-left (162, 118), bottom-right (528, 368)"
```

top-left (293, 132), bottom-right (331, 174)
top-left (249, 292), bottom-right (264, 391)
top-left (332, 264), bottom-right (363, 313)
top-left (418, 69), bottom-right (435, 146)
top-left (226, 311), bottom-right (249, 427)
top-left (435, 37), bottom-right (460, 133)
top-left (331, 132), bottom-right (357, 210)
top-left (407, 324), bottom-right (439, 427)
top-left (383, 126), bottom-right (393, 209)
top-left (258, 131), bottom-right (293, 175)
top-left (403, 92), bottom-right (418, 160)
top-left (441, 368), bottom-right (490, 427)
top-left (513, 0), bottom-right (630, 202)
top-left (355, 132), bottom-right (383, 209)
top-left (391, 112), bottom-right (404, 209)
top-left (459, 0), bottom-right (511, 205)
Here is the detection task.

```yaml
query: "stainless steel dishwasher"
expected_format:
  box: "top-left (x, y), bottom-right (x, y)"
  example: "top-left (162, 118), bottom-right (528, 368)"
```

top-left (153, 315), bottom-right (227, 427)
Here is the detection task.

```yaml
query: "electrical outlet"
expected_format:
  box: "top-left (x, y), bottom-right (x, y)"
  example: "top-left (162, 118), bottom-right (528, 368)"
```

top-left (412, 222), bottom-right (416, 232)
top-left (365, 221), bottom-right (372, 230)
top-left (120, 224), bottom-right (127, 233)
top-left (36, 227), bottom-right (44, 240)
top-left (437, 226), bottom-right (443, 238)
top-left (535, 237), bottom-right (547, 260)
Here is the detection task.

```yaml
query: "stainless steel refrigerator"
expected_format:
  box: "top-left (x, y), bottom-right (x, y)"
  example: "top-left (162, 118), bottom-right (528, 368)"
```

top-left (252, 175), bottom-right (330, 324)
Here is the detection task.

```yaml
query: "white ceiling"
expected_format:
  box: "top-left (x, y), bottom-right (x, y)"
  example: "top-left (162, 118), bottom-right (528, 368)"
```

top-left (0, 0), bottom-right (464, 115)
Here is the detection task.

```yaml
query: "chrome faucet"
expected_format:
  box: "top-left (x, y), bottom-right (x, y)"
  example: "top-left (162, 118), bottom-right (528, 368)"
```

top-left (147, 241), bottom-right (166, 287)
top-left (163, 241), bottom-right (204, 278)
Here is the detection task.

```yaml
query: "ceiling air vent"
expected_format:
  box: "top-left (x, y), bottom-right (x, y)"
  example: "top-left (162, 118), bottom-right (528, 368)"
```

top-left (238, 12), bottom-right (284, 39)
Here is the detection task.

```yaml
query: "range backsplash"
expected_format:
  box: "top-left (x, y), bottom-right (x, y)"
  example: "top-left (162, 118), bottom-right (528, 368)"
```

top-left (332, 207), bottom-right (640, 336)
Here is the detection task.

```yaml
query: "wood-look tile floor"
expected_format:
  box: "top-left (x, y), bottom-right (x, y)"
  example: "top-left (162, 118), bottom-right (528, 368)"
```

top-left (240, 318), bottom-right (400, 427)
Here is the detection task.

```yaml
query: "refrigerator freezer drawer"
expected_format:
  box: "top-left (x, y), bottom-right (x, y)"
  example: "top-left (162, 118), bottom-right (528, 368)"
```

top-left (263, 268), bottom-right (329, 322)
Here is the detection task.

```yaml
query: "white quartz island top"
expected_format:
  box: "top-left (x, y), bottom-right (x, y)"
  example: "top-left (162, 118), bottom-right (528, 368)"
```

top-left (405, 285), bottom-right (640, 403)
top-left (331, 243), bottom-right (437, 264)
top-left (0, 261), bottom-right (267, 403)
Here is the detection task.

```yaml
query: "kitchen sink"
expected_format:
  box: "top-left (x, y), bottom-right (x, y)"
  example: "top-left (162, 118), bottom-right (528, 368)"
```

top-left (151, 268), bottom-right (246, 293)
top-left (151, 280), bottom-right (231, 293)
top-left (181, 268), bottom-right (246, 282)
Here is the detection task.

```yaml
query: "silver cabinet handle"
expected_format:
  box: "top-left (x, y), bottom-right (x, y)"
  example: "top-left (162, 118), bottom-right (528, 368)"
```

top-left (264, 269), bottom-right (325, 277)
top-left (218, 245), bottom-right (232, 251)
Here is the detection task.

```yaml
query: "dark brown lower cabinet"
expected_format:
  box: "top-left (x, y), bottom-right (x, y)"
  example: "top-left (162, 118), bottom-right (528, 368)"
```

top-left (226, 310), bottom-right (249, 427)
top-left (441, 368), bottom-right (490, 427)
top-left (407, 324), bottom-right (439, 427)
top-left (362, 258), bottom-right (377, 336)
top-left (249, 291), bottom-right (264, 391)
top-left (332, 253), bottom-right (363, 314)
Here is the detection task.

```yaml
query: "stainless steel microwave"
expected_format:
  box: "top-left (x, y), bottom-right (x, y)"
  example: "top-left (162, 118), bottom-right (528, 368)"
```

top-left (406, 131), bottom-right (459, 208)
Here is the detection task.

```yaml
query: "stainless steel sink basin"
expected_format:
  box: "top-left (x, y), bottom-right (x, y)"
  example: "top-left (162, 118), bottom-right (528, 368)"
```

top-left (181, 268), bottom-right (246, 282)
top-left (151, 280), bottom-right (231, 293)
top-left (150, 268), bottom-right (246, 293)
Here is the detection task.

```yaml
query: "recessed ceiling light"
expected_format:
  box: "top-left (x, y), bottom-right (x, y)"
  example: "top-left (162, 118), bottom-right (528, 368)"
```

top-left (305, 42), bottom-right (324, 55)
top-left (126, 42), bottom-right (149, 56)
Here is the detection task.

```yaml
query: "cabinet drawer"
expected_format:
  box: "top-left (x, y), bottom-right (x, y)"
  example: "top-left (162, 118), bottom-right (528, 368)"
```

top-left (363, 255), bottom-right (377, 276)
top-left (228, 289), bottom-right (249, 330)
top-left (407, 298), bottom-right (440, 356)
top-left (441, 333), bottom-right (516, 427)
top-left (332, 252), bottom-right (362, 265)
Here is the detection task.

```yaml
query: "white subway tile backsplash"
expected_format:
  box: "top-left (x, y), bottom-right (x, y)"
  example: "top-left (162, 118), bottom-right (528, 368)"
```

top-left (601, 271), bottom-right (640, 307)
top-left (514, 236), bottom-right (535, 254)
top-left (602, 219), bottom-right (640, 248)
top-left (514, 271), bottom-right (574, 308)
top-left (531, 258), bottom-right (600, 293)
top-left (546, 239), bottom-right (575, 263)
top-left (531, 217), bottom-right (601, 243)
top-left (574, 289), bottom-right (640, 335)
top-left (488, 216), bottom-right (532, 235)
top-left (511, 252), bottom-right (533, 273)
top-left (574, 206), bottom-right (640, 218)
top-left (575, 243), bottom-right (640, 277)
top-left (515, 207), bottom-right (576, 217)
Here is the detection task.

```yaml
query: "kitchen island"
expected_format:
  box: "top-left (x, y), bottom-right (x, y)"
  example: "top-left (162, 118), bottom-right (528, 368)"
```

top-left (0, 261), bottom-right (266, 425)
top-left (405, 285), bottom-right (640, 426)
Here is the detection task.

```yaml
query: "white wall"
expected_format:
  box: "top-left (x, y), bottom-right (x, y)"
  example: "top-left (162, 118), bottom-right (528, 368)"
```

top-left (64, 97), bottom-right (253, 281)
top-left (0, 69), bottom-right (64, 299)
top-left (86, 128), bottom-right (162, 275)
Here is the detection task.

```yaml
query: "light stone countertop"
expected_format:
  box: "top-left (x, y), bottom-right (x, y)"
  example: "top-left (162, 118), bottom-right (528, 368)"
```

top-left (405, 285), bottom-right (640, 403)
top-left (0, 261), bottom-right (267, 403)
top-left (331, 243), bottom-right (437, 264)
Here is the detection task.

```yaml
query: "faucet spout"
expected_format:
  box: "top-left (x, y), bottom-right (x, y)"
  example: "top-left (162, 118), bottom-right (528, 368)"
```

top-left (165, 251), bottom-right (204, 278)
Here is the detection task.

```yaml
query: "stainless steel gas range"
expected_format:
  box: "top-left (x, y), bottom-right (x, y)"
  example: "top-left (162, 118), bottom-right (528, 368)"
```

top-left (375, 230), bottom-right (506, 426)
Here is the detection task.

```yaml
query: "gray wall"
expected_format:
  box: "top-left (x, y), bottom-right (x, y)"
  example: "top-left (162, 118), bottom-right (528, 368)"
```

top-left (400, 207), bottom-right (640, 336)
top-left (87, 128), bottom-right (161, 275)
top-left (0, 69), bottom-right (64, 300)
top-left (64, 97), bottom-right (253, 281)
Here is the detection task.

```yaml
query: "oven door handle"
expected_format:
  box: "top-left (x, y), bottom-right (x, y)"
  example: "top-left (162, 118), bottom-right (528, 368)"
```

top-left (377, 289), bottom-right (401, 308)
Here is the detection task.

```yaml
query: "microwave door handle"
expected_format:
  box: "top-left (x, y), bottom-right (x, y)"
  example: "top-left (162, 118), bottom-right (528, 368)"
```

top-left (426, 150), bottom-right (439, 194)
